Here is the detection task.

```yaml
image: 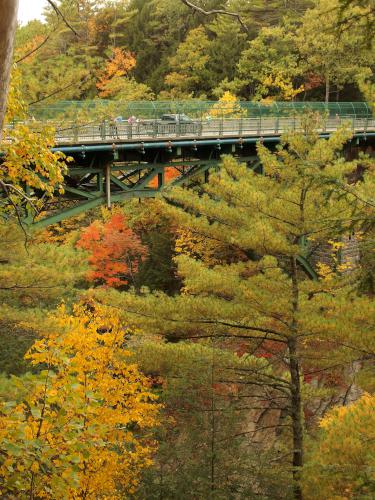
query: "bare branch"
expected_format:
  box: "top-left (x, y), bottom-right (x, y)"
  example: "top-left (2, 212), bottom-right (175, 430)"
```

top-left (16, 32), bottom-right (52, 64)
top-left (46, 0), bottom-right (79, 37)
top-left (28, 75), bottom-right (91, 105)
top-left (180, 0), bottom-right (249, 34)
top-left (114, 305), bottom-right (287, 339)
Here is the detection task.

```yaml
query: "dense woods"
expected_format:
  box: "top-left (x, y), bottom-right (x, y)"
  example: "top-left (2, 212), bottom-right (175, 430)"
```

top-left (13, 0), bottom-right (374, 103)
top-left (0, 0), bottom-right (374, 498)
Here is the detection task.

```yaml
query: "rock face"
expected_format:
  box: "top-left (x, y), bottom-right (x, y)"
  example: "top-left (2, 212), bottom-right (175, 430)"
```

top-left (0, 0), bottom-right (18, 139)
top-left (311, 234), bottom-right (360, 273)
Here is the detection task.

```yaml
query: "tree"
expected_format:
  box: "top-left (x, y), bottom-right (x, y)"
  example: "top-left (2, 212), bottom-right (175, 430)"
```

top-left (1, 68), bottom-right (70, 221)
top-left (337, 0), bottom-right (375, 47)
top-left (135, 341), bottom-right (287, 499)
top-left (103, 77), bottom-right (155, 101)
top-left (303, 394), bottom-right (375, 499)
top-left (236, 26), bottom-right (303, 100)
top-left (92, 121), bottom-right (375, 499)
top-left (0, 0), bottom-right (18, 137)
top-left (77, 212), bottom-right (148, 288)
top-left (164, 26), bottom-right (211, 98)
top-left (96, 47), bottom-right (136, 97)
top-left (0, 220), bottom-right (87, 376)
top-left (207, 16), bottom-right (247, 94)
top-left (123, 199), bottom-right (182, 295)
top-left (209, 91), bottom-right (245, 117)
top-left (0, 303), bottom-right (159, 499)
top-left (297, 0), bottom-right (373, 102)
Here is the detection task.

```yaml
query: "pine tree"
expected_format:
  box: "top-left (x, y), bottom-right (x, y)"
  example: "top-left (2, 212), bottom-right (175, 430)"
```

top-left (134, 341), bottom-right (288, 499)
top-left (93, 120), bottom-right (375, 498)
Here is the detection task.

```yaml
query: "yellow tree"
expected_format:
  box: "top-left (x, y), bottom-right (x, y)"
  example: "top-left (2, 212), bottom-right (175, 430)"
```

top-left (209, 91), bottom-right (246, 118)
top-left (1, 68), bottom-right (69, 220)
top-left (303, 394), bottom-right (375, 499)
top-left (0, 303), bottom-right (159, 499)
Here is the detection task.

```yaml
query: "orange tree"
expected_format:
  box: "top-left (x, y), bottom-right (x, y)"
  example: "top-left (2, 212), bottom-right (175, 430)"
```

top-left (97, 47), bottom-right (136, 98)
top-left (77, 212), bottom-right (148, 288)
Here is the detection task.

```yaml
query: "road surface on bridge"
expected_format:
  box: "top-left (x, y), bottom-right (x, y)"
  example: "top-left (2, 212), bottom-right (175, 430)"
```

top-left (52, 116), bottom-right (375, 145)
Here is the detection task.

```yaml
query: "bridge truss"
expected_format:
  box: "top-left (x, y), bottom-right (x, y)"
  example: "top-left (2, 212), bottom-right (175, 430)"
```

top-left (32, 139), bottom-right (264, 228)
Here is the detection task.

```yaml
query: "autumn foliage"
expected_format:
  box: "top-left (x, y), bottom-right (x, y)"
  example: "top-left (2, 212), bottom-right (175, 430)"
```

top-left (77, 213), bottom-right (147, 287)
top-left (148, 167), bottom-right (180, 188)
top-left (0, 304), bottom-right (159, 498)
top-left (97, 47), bottom-right (136, 97)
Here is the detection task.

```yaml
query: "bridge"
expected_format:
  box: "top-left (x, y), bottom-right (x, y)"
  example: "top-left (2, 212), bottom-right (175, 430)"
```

top-left (7, 100), bottom-right (375, 228)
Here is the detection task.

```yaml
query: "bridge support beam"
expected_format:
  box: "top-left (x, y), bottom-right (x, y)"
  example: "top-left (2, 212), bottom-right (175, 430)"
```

top-left (105, 163), bottom-right (111, 209)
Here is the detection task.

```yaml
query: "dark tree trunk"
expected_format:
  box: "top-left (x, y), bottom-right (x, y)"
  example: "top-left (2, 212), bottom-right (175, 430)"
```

top-left (289, 256), bottom-right (304, 500)
top-left (0, 0), bottom-right (18, 139)
top-left (288, 337), bottom-right (304, 500)
top-left (325, 76), bottom-right (330, 104)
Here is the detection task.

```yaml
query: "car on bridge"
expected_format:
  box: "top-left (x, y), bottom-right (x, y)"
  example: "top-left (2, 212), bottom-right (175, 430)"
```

top-left (112, 113), bottom-right (202, 139)
top-left (156, 114), bottom-right (202, 135)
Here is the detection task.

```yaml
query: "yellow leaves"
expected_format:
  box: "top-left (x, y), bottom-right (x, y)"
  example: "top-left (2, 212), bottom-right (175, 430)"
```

top-left (175, 227), bottom-right (245, 266)
top-left (316, 235), bottom-right (358, 281)
top-left (260, 73), bottom-right (304, 101)
top-left (304, 394), bottom-right (375, 499)
top-left (0, 302), bottom-right (160, 498)
top-left (1, 67), bottom-right (70, 217)
top-left (209, 92), bottom-right (245, 118)
top-left (30, 462), bottom-right (39, 473)
top-left (316, 262), bottom-right (334, 281)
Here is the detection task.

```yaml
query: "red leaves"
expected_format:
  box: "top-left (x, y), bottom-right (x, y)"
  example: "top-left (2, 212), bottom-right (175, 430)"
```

top-left (256, 340), bottom-right (285, 359)
top-left (304, 73), bottom-right (324, 91)
top-left (77, 213), bottom-right (147, 287)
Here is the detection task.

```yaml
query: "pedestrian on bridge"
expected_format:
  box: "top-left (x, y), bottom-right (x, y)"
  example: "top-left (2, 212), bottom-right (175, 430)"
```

top-left (110, 116), bottom-right (120, 139)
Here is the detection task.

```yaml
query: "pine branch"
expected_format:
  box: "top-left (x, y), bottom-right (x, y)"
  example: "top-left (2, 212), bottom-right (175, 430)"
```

top-left (180, 0), bottom-right (250, 34)
top-left (116, 305), bottom-right (287, 339)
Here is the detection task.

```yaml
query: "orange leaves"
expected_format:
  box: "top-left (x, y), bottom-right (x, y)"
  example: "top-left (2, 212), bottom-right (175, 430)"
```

top-left (77, 213), bottom-right (147, 287)
top-left (97, 47), bottom-right (136, 97)
top-left (148, 167), bottom-right (180, 188)
top-left (15, 35), bottom-right (46, 65)
top-left (304, 73), bottom-right (324, 91)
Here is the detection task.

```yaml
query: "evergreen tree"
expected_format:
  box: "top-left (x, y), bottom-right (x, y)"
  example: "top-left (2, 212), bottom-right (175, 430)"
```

top-left (134, 341), bottom-right (289, 499)
top-left (93, 121), bottom-right (375, 498)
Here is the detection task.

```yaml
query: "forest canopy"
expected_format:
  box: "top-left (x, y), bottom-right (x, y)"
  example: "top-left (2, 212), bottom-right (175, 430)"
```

top-left (0, 0), bottom-right (374, 499)
top-left (14, 0), bottom-right (375, 103)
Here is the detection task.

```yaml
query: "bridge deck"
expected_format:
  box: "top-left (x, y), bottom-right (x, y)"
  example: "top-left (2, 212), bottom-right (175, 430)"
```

top-left (50, 116), bottom-right (375, 146)
top-left (4, 113), bottom-right (373, 229)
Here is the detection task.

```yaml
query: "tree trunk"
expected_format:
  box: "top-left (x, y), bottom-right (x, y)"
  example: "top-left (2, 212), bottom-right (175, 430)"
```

top-left (288, 336), bottom-right (304, 500)
top-left (325, 76), bottom-right (330, 104)
top-left (289, 256), bottom-right (304, 500)
top-left (0, 0), bottom-right (18, 139)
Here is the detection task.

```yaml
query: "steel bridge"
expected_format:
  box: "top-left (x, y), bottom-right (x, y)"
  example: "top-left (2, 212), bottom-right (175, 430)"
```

top-left (6, 100), bottom-right (374, 230)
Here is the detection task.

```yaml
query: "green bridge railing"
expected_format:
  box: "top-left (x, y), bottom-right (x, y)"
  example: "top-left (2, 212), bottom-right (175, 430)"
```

top-left (28, 100), bottom-right (372, 122)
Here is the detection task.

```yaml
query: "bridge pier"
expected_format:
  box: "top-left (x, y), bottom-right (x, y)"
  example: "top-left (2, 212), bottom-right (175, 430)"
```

top-left (105, 162), bottom-right (111, 209)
